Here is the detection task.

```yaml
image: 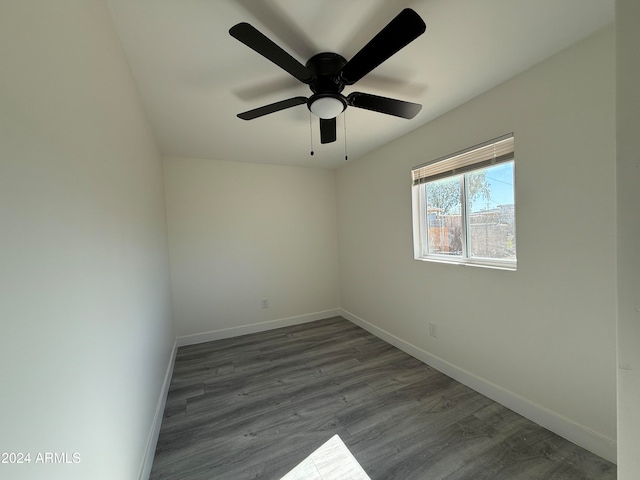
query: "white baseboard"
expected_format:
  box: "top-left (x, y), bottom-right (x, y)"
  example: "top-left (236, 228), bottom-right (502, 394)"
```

top-left (340, 309), bottom-right (617, 464)
top-left (176, 309), bottom-right (342, 347)
top-left (139, 340), bottom-right (178, 480)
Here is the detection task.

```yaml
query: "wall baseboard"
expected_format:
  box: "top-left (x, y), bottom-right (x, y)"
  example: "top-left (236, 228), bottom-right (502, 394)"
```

top-left (340, 309), bottom-right (617, 464)
top-left (139, 340), bottom-right (178, 480)
top-left (176, 309), bottom-right (342, 347)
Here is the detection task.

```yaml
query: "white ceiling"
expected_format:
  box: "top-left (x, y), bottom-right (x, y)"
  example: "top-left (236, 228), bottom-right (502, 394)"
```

top-left (106, 0), bottom-right (613, 169)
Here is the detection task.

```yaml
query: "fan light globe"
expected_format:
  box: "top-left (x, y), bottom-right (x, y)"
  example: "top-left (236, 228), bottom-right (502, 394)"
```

top-left (310, 97), bottom-right (345, 119)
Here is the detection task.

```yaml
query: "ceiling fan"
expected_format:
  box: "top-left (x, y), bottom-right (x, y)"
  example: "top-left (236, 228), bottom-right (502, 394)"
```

top-left (229, 8), bottom-right (426, 144)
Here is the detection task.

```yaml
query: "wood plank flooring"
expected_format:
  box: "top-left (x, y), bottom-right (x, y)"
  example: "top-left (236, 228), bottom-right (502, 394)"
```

top-left (150, 317), bottom-right (616, 480)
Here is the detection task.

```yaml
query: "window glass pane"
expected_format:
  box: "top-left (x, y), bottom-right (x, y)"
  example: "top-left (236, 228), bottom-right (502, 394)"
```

top-left (466, 162), bottom-right (516, 260)
top-left (425, 176), bottom-right (462, 256)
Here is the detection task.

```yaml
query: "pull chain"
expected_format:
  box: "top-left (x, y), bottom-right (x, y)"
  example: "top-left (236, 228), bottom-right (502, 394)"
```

top-left (343, 111), bottom-right (348, 160)
top-left (309, 112), bottom-right (315, 156)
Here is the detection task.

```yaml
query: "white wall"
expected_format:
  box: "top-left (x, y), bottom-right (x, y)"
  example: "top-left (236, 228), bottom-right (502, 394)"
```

top-left (0, 2), bottom-right (174, 479)
top-left (616, 0), bottom-right (640, 477)
top-left (337, 27), bottom-right (617, 461)
top-left (163, 157), bottom-right (340, 342)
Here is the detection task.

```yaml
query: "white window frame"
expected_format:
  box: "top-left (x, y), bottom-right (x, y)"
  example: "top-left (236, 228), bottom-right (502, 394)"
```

top-left (411, 134), bottom-right (516, 271)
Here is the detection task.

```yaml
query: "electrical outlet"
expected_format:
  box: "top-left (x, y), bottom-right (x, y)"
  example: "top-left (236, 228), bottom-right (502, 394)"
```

top-left (429, 322), bottom-right (438, 338)
top-left (261, 298), bottom-right (269, 309)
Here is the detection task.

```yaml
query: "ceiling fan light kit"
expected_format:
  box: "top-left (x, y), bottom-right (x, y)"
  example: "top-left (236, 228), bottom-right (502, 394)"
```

top-left (230, 8), bottom-right (426, 145)
top-left (309, 95), bottom-right (346, 119)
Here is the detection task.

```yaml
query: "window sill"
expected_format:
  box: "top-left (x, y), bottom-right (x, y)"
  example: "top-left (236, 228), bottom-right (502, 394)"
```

top-left (414, 255), bottom-right (517, 271)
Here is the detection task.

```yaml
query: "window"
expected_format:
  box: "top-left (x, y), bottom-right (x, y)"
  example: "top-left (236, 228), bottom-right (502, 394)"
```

top-left (412, 134), bottom-right (516, 270)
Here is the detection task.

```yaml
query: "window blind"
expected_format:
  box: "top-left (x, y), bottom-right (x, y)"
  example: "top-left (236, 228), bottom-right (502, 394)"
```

top-left (412, 133), bottom-right (514, 186)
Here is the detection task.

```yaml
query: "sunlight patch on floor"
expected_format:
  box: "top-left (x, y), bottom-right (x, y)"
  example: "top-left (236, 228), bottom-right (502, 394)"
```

top-left (280, 435), bottom-right (371, 480)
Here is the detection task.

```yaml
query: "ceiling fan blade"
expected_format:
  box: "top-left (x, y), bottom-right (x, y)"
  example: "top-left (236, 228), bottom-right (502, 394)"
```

top-left (340, 8), bottom-right (426, 85)
top-left (320, 118), bottom-right (337, 144)
top-left (237, 96), bottom-right (308, 120)
top-left (235, 0), bottom-right (316, 60)
top-left (347, 92), bottom-right (422, 119)
top-left (229, 22), bottom-right (312, 83)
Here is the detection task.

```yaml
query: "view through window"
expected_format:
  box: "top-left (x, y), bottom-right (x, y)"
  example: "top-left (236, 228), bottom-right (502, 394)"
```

top-left (412, 134), bottom-right (516, 269)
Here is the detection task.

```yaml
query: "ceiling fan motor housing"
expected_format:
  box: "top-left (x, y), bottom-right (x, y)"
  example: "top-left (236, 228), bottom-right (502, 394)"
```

top-left (306, 52), bottom-right (348, 118)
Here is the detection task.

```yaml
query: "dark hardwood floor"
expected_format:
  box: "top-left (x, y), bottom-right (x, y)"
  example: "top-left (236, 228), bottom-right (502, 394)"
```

top-left (150, 317), bottom-right (616, 480)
